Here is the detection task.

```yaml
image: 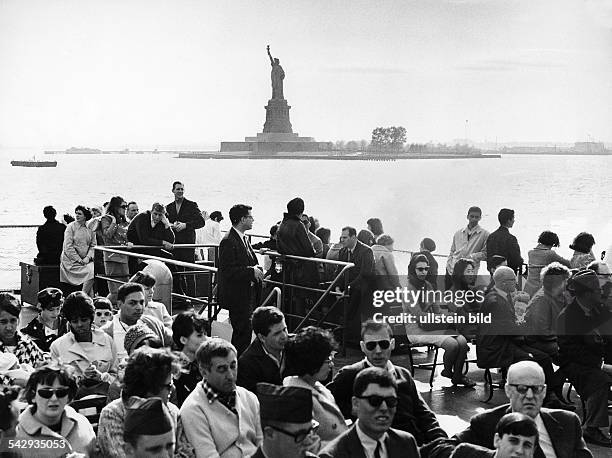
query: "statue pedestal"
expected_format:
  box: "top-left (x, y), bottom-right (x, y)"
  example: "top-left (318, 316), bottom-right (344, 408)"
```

top-left (263, 99), bottom-right (293, 133)
top-left (220, 96), bottom-right (331, 154)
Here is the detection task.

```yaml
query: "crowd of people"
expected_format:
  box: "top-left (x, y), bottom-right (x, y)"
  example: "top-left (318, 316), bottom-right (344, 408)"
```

top-left (0, 185), bottom-right (610, 456)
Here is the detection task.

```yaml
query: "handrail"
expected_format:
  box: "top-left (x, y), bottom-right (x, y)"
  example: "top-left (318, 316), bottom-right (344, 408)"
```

top-left (260, 287), bottom-right (282, 308)
top-left (96, 246), bottom-right (217, 272)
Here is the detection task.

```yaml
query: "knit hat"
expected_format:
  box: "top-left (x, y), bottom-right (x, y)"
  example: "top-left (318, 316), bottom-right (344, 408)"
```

top-left (124, 323), bottom-right (157, 355)
top-left (124, 396), bottom-right (173, 436)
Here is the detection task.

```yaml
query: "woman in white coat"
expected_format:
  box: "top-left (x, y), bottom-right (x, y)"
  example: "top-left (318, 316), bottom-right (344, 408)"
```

top-left (59, 205), bottom-right (96, 297)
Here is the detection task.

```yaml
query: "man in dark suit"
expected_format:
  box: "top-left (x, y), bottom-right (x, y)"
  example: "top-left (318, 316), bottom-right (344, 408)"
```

top-left (486, 208), bottom-right (523, 275)
top-left (166, 181), bottom-right (205, 297)
top-left (335, 226), bottom-right (375, 341)
top-left (450, 412), bottom-right (538, 458)
top-left (320, 367), bottom-right (420, 458)
top-left (35, 205), bottom-right (66, 265)
top-left (237, 306), bottom-right (288, 393)
top-left (327, 320), bottom-right (446, 448)
top-left (477, 267), bottom-right (565, 408)
top-left (430, 361), bottom-right (592, 458)
top-left (218, 204), bottom-right (263, 356)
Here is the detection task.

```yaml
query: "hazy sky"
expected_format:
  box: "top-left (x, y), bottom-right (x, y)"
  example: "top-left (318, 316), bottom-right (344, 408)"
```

top-left (1, 0), bottom-right (610, 148)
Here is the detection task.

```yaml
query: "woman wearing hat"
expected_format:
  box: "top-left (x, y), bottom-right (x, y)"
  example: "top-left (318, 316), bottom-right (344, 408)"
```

top-left (21, 288), bottom-right (68, 352)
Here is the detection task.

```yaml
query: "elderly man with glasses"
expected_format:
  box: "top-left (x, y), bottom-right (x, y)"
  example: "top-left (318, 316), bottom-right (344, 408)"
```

top-left (327, 320), bottom-right (447, 452)
top-left (430, 361), bottom-right (591, 458)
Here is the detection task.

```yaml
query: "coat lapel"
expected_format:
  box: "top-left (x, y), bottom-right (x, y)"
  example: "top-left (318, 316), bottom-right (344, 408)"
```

top-left (346, 426), bottom-right (367, 458)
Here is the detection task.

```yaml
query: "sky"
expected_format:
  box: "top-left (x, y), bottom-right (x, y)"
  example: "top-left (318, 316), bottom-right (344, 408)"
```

top-left (0, 0), bottom-right (611, 148)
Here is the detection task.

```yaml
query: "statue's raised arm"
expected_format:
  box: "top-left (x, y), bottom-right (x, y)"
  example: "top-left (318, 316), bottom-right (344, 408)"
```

top-left (266, 45), bottom-right (285, 100)
top-left (266, 45), bottom-right (274, 65)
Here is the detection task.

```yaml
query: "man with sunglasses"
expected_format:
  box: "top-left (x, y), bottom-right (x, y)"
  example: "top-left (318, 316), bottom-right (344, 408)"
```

top-left (327, 320), bottom-right (447, 450)
top-left (430, 361), bottom-right (591, 458)
top-left (254, 383), bottom-right (320, 458)
top-left (321, 367), bottom-right (420, 457)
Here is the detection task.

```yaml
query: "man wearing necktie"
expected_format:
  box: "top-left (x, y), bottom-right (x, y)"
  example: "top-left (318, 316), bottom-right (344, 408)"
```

top-left (320, 367), bottom-right (420, 458)
top-left (218, 204), bottom-right (264, 356)
top-left (430, 361), bottom-right (592, 458)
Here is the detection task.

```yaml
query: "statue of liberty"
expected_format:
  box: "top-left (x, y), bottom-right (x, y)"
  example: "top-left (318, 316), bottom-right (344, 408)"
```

top-left (267, 45), bottom-right (285, 100)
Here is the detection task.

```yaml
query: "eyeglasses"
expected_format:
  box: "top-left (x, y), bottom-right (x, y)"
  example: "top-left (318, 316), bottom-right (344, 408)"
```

top-left (364, 340), bottom-right (391, 351)
top-left (508, 384), bottom-right (546, 394)
top-left (37, 387), bottom-right (70, 399)
top-left (95, 311), bottom-right (113, 317)
top-left (268, 422), bottom-right (318, 443)
top-left (357, 395), bottom-right (399, 409)
top-left (416, 267), bottom-right (429, 272)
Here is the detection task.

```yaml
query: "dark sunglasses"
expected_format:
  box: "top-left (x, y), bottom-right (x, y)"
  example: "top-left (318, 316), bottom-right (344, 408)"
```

top-left (268, 423), bottom-right (318, 443)
top-left (37, 387), bottom-right (70, 399)
top-left (508, 384), bottom-right (546, 394)
top-left (416, 267), bottom-right (429, 272)
top-left (95, 311), bottom-right (113, 317)
top-left (357, 395), bottom-right (399, 409)
top-left (120, 204), bottom-right (128, 208)
top-left (364, 340), bottom-right (391, 351)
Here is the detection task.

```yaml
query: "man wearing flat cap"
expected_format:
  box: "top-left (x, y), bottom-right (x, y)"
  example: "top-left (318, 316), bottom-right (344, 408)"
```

top-left (557, 269), bottom-right (612, 448)
top-left (123, 396), bottom-right (175, 458)
top-left (254, 382), bottom-right (320, 458)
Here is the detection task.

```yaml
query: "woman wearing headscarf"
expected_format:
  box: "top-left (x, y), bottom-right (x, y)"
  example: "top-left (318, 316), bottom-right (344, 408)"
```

top-left (403, 254), bottom-right (475, 386)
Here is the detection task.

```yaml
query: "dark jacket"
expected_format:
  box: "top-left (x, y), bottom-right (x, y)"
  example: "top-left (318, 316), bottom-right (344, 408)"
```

top-left (166, 198), bottom-right (205, 262)
top-left (429, 404), bottom-right (591, 458)
top-left (36, 220), bottom-right (66, 265)
top-left (276, 213), bottom-right (319, 287)
top-left (336, 241), bottom-right (375, 318)
top-left (326, 360), bottom-right (446, 446)
top-left (486, 226), bottom-right (523, 273)
top-left (20, 316), bottom-right (68, 352)
top-left (277, 213), bottom-right (316, 257)
top-left (127, 211), bottom-right (175, 251)
top-left (218, 227), bottom-right (260, 310)
top-left (557, 298), bottom-right (612, 368)
top-left (236, 338), bottom-right (281, 394)
top-left (319, 424), bottom-right (420, 458)
top-left (476, 290), bottom-right (525, 369)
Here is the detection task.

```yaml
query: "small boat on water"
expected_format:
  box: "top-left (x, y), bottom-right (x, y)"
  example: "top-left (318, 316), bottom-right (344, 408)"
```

top-left (11, 158), bottom-right (57, 167)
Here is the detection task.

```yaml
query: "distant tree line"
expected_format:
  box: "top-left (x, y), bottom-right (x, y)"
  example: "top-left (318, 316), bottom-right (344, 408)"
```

top-left (332, 125), bottom-right (478, 154)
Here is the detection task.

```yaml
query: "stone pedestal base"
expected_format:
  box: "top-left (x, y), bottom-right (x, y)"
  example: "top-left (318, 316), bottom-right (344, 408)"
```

top-left (263, 99), bottom-right (293, 133)
top-left (220, 140), bottom-right (332, 154)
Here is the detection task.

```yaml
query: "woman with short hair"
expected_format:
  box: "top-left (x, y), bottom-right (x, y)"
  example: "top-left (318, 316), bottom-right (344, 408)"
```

top-left (59, 205), bottom-right (96, 297)
top-left (97, 347), bottom-right (180, 458)
top-left (16, 364), bottom-right (96, 456)
top-left (283, 326), bottom-right (346, 447)
top-left (523, 231), bottom-right (571, 297)
top-left (569, 232), bottom-right (596, 269)
top-left (21, 288), bottom-right (68, 352)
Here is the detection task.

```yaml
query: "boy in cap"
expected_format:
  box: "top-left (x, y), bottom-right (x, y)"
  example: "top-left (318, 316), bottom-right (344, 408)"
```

top-left (254, 383), bottom-right (320, 458)
top-left (123, 396), bottom-right (175, 458)
top-left (21, 287), bottom-right (67, 352)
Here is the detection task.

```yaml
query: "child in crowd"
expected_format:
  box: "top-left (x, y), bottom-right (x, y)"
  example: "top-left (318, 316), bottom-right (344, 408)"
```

top-left (93, 297), bottom-right (114, 328)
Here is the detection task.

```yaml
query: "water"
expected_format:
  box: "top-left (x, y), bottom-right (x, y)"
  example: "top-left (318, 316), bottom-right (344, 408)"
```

top-left (1, 148), bottom-right (611, 288)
